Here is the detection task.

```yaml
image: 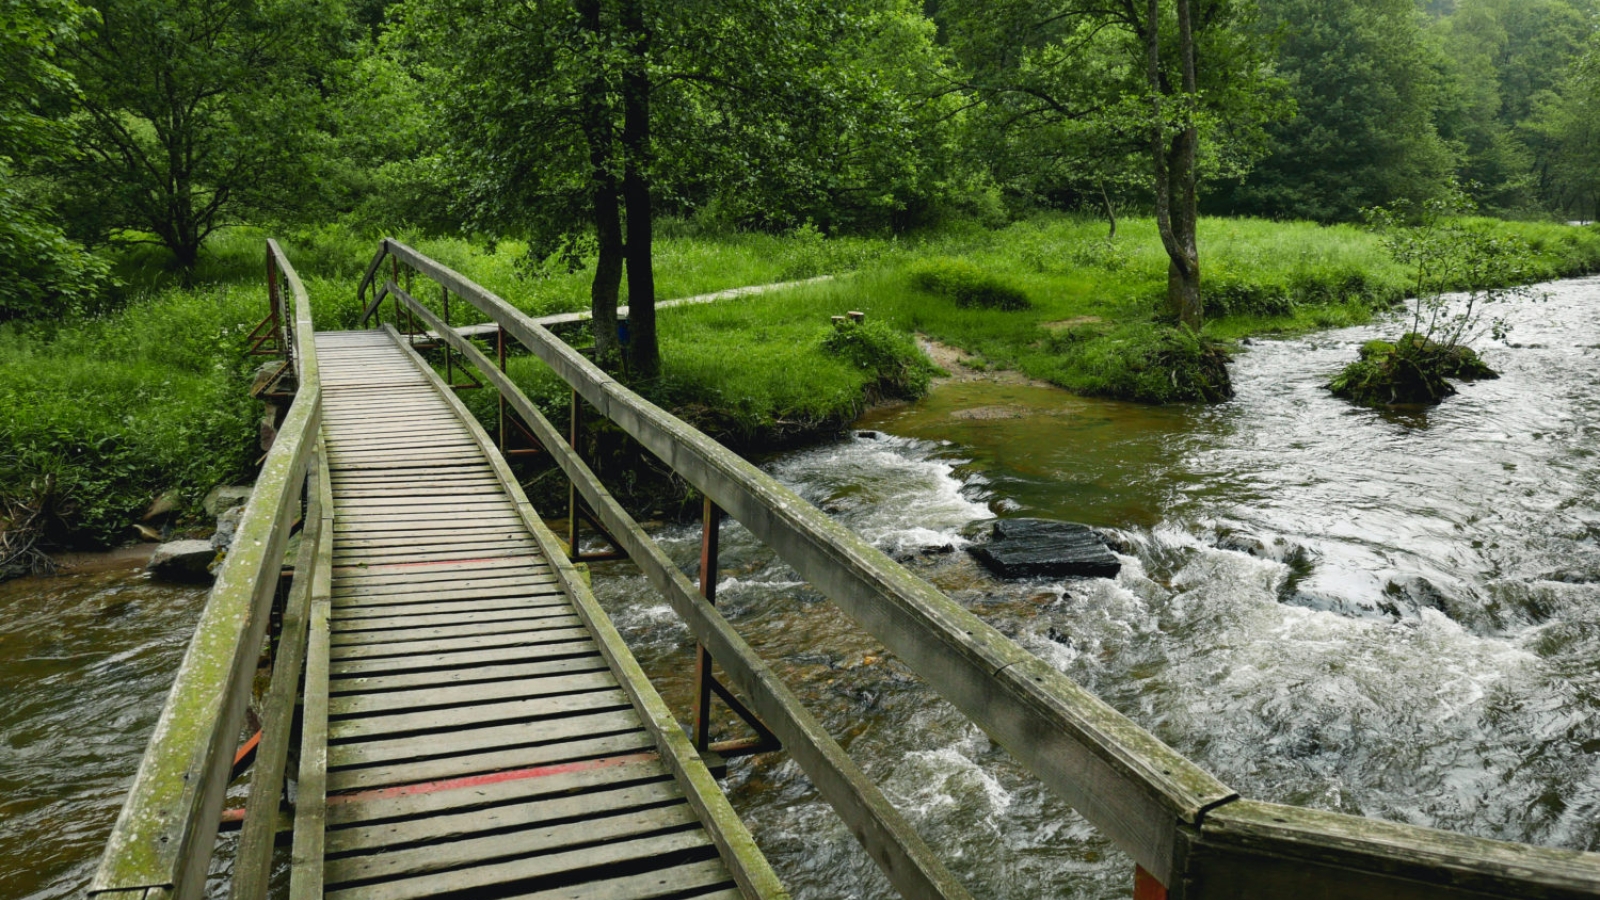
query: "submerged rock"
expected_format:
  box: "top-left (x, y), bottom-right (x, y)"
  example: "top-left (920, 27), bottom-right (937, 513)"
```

top-left (968, 518), bottom-right (1121, 580)
top-left (148, 540), bottom-right (217, 582)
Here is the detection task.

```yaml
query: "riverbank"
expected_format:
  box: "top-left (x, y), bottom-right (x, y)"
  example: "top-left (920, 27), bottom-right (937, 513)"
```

top-left (4, 215), bottom-right (1598, 560)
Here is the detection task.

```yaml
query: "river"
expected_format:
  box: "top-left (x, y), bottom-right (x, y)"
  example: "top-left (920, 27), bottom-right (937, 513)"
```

top-left (588, 275), bottom-right (1600, 897)
top-left (9, 276), bottom-right (1598, 898)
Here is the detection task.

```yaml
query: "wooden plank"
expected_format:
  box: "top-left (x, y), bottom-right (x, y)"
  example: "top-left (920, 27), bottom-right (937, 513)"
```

top-left (329, 655), bottom-right (609, 694)
top-left (327, 732), bottom-right (660, 792)
top-left (333, 556), bottom-right (547, 580)
top-left (325, 755), bottom-right (666, 827)
top-left (328, 686), bottom-right (628, 742)
top-left (331, 525), bottom-right (531, 542)
top-left (333, 605), bottom-right (572, 634)
top-left (326, 780), bottom-right (683, 855)
top-left (291, 471), bottom-right (335, 900)
top-left (327, 708), bottom-right (645, 772)
top-left (329, 613), bottom-right (583, 647)
top-left (332, 572), bottom-right (557, 598)
top-left (326, 803), bottom-right (699, 885)
top-left (330, 580), bottom-right (564, 608)
top-left (329, 669), bottom-right (619, 717)
top-left (328, 637), bottom-right (596, 678)
top-left (503, 860), bottom-right (735, 900)
top-left (331, 586), bottom-right (568, 614)
top-left (322, 824), bottom-right (714, 900)
top-left (327, 625), bottom-right (592, 662)
top-left (331, 537), bottom-right (532, 558)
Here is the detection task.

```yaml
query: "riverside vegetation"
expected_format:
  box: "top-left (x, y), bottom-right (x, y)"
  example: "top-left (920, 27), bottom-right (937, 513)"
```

top-left (4, 214), bottom-right (1599, 567)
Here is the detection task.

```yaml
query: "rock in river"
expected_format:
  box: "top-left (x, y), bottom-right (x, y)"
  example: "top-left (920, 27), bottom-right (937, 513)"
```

top-left (967, 518), bottom-right (1121, 580)
top-left (148, 540), bottom-right (217, 582)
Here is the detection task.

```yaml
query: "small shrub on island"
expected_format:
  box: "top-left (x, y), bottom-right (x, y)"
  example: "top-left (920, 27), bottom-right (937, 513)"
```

top-left (1330, 190), bottom-right (1537, 407)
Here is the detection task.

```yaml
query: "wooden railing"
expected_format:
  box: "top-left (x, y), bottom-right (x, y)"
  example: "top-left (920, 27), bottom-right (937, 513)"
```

top-left (358, 237), bottom-right (1600, 900)
top-left (90, 242), bottom-right (325, 900)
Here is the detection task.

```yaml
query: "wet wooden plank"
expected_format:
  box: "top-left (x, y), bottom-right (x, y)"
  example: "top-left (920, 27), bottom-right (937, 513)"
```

top-left (323, 823), bottom-right (714, 900)
top-left (330, 582), bottom-right (565, 610)
top-left (329, 655), bottom-right (609, 694)
top-left (327, 626), bottom-right (593, 663)
top-left (331, 587), bottom-right (568, 614)
top-left (329, 669), bottom-right (619, 717)
top-left (327, 637), bottom-right (596, 678)
top-left (327, 731), bottom-right (660, 792)
top-left (329, 613), bottom-right (583, 647)
top-left (326, 803), bottom-right (699, 885)
top-left (326, 780), bottom-right (683, 855)
top-left (327, 686), bottom-right (628, 741)
top-left (325, 755), bottom-right (666, 827)
top-left (503, 860), bottom-right (736, 900)
top-left (333, 606), bottom-right (572, 634)
top-left (327, 708), bottom-right (645, 772)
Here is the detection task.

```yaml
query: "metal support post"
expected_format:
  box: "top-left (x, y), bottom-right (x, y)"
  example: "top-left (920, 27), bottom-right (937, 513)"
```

top-left (567, 389), bottom-right (581, 560)
top-left (692, 496), bottom-right (721, 751)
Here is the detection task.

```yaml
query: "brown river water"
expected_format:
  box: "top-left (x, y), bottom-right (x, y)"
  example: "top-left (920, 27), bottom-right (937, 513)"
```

top-left (7, 275), bottom-right (1598, 898)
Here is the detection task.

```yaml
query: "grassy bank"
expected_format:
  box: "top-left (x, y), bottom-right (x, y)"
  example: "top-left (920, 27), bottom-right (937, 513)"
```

top-left (5, 214), bottom-right (1597, 557)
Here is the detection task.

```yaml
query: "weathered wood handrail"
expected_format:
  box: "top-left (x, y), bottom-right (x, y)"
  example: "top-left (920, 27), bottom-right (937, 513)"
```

top-left (383, 281), bottom-right (973, 900)
top-left (360, 239), bottom-right (1231, 883)
top-left (360, 237), bottom-right (1600, 900)
top-left (90, 242), bottom-right (322, 900)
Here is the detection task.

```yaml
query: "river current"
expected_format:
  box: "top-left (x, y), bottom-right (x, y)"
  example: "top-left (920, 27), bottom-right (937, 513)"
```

top-left (590, 275), bottom-right (1600, 897)
top-left (8, 276), bottom-right (1598, 898)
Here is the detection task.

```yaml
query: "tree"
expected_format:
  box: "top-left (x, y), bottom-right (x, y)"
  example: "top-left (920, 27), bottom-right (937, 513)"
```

top-left (939, 0), bottom-right (1285, 328)
top-left (1214, 0), bottom-right (1455, 221)
top-left (0, 0), bottom-right (111, 319)
top-left (1525, 31), bottom-right (1600, 221)
top-left (404, 0), bottom-right (953, 377)
top-left (56, 0), bottom-right (334, 277)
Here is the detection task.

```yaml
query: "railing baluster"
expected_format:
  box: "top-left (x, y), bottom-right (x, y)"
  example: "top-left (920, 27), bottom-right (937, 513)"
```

top-left (692, 496), bottom-right (720, 751)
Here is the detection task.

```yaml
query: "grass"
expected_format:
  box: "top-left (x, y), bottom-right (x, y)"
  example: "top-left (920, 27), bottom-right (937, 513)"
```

top-left (6, 213), bottom-right (1597, 555)
top-left (0, 285), bottom-right (263, 552)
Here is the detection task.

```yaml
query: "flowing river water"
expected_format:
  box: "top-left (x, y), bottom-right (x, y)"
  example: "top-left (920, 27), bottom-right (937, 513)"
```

top-left (7, 276), bottom-right (1598, 898)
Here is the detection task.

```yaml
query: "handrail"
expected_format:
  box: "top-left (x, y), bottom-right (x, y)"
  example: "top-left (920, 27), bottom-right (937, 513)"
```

top-left (90, 242), bottom-right (322, 900)
top-left (385, 281), bottom-right (972, 900)
top-left (361, 238), bottom-right (1600, 900)
top-left (361, 239), bottom-right (1229, 880)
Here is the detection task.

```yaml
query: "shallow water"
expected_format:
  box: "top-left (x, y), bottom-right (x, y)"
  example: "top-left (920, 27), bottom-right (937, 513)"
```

top-left (0, 560), bottom-right (209, 900)
top-left (591, 276), bottom-right (1600, 897)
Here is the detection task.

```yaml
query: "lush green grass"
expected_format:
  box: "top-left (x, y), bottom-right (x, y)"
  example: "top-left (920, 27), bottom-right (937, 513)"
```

top-left (0, 286), bottom-right (263, 550)
top-left (8, 213), bottom-right (1597, 553)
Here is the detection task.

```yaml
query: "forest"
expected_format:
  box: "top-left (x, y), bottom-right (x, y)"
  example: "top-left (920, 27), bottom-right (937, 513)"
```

top-left (4, 0), bottom-right (1600, 555)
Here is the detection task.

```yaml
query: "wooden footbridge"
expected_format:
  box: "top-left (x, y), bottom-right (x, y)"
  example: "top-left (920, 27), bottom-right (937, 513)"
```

top-left (93, 241), bottom-right (1600, 900)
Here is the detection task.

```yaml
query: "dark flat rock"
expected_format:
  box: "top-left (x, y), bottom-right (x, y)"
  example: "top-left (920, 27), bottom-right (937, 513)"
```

top-left (148, 539), bottom-right (216, 582)
top-left (968, 518), bottom-right (1121, 580)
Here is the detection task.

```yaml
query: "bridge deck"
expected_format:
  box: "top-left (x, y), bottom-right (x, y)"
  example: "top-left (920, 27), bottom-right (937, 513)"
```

top-left (304, 329), bottom-right (742, 900)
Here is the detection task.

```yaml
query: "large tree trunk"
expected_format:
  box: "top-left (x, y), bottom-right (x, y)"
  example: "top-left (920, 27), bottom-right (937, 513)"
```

top-left (575, 0), bottom-right (623, 368)
top-left (1145, 0), bottom-right (1203, 330)
top-left (620, 0), bottom-right (659, 379)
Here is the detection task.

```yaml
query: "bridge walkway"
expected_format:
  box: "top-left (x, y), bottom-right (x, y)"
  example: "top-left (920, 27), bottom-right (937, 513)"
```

top-left (301, 328), bottom-right (745, 900)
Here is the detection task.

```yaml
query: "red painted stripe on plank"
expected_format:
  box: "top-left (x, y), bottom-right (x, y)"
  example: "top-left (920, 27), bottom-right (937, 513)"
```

top-left (326, 753), bottom-right (659, 806)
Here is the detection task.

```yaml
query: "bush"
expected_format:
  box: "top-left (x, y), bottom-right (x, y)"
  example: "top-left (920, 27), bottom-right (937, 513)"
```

top-left (1329, 333), bottom-right (1497, 405)
top-left (907, 257), bottom-right (1031, 310)
top-left (819, 318), bottom-right (938, 400)
top-left (1063, 323), bottom-right (1233, 403)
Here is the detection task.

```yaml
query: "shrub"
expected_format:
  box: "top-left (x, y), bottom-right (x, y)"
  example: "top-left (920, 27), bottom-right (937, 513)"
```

top-left (820, 318), bottom-right (938, 399)
top-left (907, 257), bottom-right (1031, 310)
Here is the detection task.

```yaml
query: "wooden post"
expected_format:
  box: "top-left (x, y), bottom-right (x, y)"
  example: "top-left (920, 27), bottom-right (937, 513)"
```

top-left (847, 310), bottom-right (865, 323)
top-left (831, 315), bottom-right (847, 328)
top-left (442, 284), bottom-right (452, 386)
top-left (567, 388), bottom-right (581, 560)
top-left (691, 496), bottom-right (721, 750)
top-left (1134, 865), bottom-right (1167, 900)
top-left (497, 326), bottom-right (507, 455)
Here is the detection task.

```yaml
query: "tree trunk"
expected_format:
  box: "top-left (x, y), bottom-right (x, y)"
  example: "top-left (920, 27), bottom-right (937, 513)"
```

top-left (620, 0), bottom-right (659, 379)
top-left (1100, 180), bottom-right (1117, 240)
top-left (1145, 0), bottom-right (1203, 331)
top-left (575, 0), bottom-right (623, 368)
